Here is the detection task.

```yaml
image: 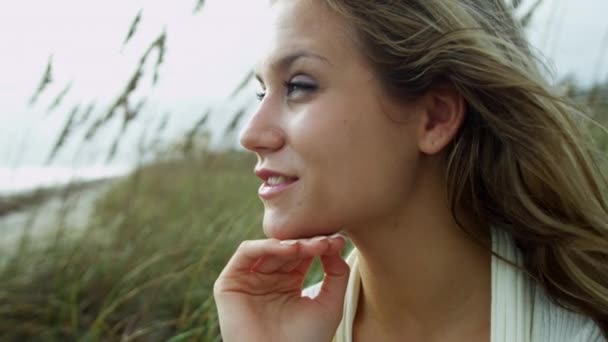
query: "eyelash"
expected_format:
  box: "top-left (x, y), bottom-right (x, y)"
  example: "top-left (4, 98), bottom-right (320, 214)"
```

top-left (255, 89), bottom-right (266, 101)
top-left (256, 81), bottom-right (317, 101)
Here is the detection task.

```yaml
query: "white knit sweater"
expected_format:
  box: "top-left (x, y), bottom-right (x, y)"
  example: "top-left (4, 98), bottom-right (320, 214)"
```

top-left (303, 228), bottom-right (605, 341)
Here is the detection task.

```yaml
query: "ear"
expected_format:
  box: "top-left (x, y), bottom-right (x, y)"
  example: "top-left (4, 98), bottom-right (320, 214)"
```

top-left (417, 86), bottom-right (466, 155)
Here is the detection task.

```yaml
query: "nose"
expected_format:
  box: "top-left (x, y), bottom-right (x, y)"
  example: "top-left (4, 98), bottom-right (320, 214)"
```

top-left (239, 104), bottom-right (285, 154)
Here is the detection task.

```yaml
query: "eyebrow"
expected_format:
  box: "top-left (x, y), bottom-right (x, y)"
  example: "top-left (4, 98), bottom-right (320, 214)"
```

top-left (255, 50), bottom-right (331, 83)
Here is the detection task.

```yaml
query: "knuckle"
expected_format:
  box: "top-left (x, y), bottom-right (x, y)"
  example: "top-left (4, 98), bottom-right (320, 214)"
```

top-left (213, 278), bottom-right (224, 296)
top-left (212, 279), bottom-right (221, 294)
top-left (213, 275), bottom-right (229, 295)
top-left (238, 240), bottom-right (252, 250)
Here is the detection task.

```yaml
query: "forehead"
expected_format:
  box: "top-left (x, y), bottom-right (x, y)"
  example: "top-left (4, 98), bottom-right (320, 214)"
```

top-left (255, 0), bottom-right (355, 73)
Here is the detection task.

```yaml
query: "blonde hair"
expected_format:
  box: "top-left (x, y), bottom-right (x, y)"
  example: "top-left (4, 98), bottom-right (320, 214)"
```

top-left (321, 0), bottom-right (608, 335)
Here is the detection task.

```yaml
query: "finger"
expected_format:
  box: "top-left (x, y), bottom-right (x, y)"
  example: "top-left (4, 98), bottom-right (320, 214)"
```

top-left (284, 256), bottom-right (315, 275)
top-left (278, 258), bottom-right (306, 273)
top-left (253, 253), bottom-right (300, 274)
top-left (324, 233), bottom-right (347, 256)
top-left (224, 239), bottom-right (300, 274)
top-left (299, 235), bottom-right (331, 256)
top-left (254, 236), bottom-right (330, 274)
top-left (314, 254), bottom-right (350, 311)
top-left (266, 234), bottom-right (345, 274)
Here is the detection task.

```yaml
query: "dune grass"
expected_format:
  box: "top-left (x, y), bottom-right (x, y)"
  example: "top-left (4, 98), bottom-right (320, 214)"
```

top-left (0, 152), bottom-right (328, 341)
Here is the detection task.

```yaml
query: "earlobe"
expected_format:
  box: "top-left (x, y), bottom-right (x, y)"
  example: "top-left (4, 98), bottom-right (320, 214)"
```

top-left (418, 87), bottom-right (465, 155)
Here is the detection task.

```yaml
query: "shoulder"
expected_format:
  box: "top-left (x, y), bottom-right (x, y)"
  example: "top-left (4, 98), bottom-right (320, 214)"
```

top-left (531, 282), bottom-right (606, 341)
top-left (491, 227), bottom-right (605, 341)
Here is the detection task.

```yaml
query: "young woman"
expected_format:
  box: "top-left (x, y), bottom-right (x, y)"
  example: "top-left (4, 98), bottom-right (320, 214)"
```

top-left (214, 0), bottom-right (608, 341)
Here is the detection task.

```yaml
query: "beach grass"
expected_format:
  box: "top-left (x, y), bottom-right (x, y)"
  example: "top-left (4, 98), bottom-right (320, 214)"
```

top-left (0, 151), bottom-right (328, 341)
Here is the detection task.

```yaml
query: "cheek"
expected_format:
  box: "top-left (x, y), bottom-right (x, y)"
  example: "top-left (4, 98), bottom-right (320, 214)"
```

top-left (288, 95), bottom-right (369, 157)
top-left (327, 153), bottom-right (417, 224)
top-left (289, 103), bottom-right (352, 143)
top-left (296, 120), bottom-right (417, 224)
top-left (267, 97), bottom-right (420, 236)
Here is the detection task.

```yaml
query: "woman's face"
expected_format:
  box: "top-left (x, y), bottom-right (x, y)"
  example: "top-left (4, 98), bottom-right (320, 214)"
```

top-left (241, 0), bottom-right (424, 240)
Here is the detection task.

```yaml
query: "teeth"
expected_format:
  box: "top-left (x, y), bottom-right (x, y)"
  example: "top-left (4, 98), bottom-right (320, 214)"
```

top-left (267, 176), bottom-right (287, 185)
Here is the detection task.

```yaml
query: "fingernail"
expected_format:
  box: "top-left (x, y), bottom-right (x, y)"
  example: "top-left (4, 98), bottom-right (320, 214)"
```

top-left (329, 233), bottom-right (347, 241)
top-left (312, 235), bottom-right (328, 242)
top-left (280, 240), bottom-right (298, 246)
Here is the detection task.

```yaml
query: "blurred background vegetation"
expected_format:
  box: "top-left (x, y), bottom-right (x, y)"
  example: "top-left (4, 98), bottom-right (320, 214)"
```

top-left (0, 0), bottom-right (607, 340)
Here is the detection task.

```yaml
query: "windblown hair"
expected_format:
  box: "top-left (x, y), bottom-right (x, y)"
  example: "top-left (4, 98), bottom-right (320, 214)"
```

top-left (321, 0), bottom-right (608, 336)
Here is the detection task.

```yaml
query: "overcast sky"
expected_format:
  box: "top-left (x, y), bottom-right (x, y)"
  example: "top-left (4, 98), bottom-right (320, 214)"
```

top-left (0, 0), bottom-right (607, 170)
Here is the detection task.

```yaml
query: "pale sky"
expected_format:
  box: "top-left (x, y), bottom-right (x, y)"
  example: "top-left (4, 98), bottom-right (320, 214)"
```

top-left (0, 0), bottom-right (607, 171)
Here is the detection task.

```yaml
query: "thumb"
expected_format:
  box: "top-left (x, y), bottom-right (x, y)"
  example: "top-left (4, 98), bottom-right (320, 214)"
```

top-left (314, 253), bottom-right (350, 313)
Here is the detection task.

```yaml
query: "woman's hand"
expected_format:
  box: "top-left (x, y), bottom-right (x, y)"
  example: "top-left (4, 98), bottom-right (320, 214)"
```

top-left (213, 234), bottom-right (350, 342)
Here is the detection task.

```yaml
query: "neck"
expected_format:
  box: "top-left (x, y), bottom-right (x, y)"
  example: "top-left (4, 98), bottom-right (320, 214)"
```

top-left (345, 157), bottom-right (491, 340)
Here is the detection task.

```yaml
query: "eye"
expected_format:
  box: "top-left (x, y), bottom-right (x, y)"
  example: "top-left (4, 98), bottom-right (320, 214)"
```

top-left (254, 76), bottom-right (318, 102)
top-left (255, 81), bottom-right (267, 101)
top-left (284, 77), bottom-right (318, 99)
top-left (256, 90), bottom-right (266, 101)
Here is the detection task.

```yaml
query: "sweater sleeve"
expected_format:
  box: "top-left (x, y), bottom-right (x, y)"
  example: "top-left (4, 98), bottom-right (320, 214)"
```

top-left (531, 286), bottom-right (606, 341)
top-left (572, 320), bottom-right (606, 342)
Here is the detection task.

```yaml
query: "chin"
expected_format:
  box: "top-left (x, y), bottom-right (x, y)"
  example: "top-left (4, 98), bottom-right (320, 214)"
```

top-left (262, 221), bottom-right (310, 240)
top-left (262, 213), bottom-right (341, 240)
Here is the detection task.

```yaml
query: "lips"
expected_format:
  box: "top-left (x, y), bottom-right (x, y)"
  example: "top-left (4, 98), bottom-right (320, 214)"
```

top-left (255, 169), bottom-right (299, 183)
top-left (255, 168), bottom-right (299, 200)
